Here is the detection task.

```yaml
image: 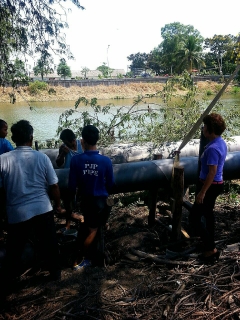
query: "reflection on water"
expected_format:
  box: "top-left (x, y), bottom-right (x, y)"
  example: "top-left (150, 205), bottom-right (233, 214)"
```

top-left (0, 94), bottom-right (239, 143)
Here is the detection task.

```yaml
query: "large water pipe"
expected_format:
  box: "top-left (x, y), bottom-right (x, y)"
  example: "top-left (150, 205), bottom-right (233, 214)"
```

top-left (40, 136), bottom-right (240, 167)
top-left (56, 151), bottom-right (240, 193)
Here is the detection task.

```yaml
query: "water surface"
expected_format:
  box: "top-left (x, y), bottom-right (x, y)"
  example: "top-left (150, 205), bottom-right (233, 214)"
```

top-left (0, 94), bottom-right (239, 143)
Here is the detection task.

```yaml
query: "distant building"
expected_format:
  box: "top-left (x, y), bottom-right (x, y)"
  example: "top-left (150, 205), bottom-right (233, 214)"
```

top-left (30, 69), bottom-right (126, 81)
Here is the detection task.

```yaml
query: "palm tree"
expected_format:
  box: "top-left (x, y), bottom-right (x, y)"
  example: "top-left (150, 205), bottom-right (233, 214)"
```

top-left (176, 35), bottom-right (205, 73)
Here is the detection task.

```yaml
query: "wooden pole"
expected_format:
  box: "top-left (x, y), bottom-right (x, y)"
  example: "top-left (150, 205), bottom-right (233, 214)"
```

top-left (171, 166), bottom-right (184, 242)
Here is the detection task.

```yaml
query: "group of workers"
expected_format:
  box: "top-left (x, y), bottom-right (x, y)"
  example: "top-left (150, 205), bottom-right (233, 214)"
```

top-left (0, 119), bottom-right (114, 300)
top-left (0, 112), bottom-right (227, 299)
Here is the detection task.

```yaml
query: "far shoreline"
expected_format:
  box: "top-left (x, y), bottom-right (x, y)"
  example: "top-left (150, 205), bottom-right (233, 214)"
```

top-left (0, 81), bottom-right (235, 104)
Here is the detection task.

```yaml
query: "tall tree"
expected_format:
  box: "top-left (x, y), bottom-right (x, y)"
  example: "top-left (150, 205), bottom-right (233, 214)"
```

top-left (161, 22), bottom-right (202, 41)
top-left (160, 36), bottom-right (180, 75)
top-left (147, 48), bottom-right (163, 75)
top-left (203, 52), bottom-right (218, 74)
top-left (176, 35), bottom-right (205, 73)
top-left (204, 35), bottom-right (236, 74)
top-left (0, 6), bottom-right (28, 86)
top-left (6, 58), bottom-right (28, 87)
top-left (127, 52), bottom-right (149, 74)
top-left (33, 52), bottom-right (54, 80)
top-left (0, 0), bottom-right (84, 86)
top-left (159, 22), bottom-right (203, 75)
top-left (57, 58), bottom-right (71, 79)
top-left (97, 63), bottom-right (113, 78)
top-left (81, 67), bottom-right (90, 79)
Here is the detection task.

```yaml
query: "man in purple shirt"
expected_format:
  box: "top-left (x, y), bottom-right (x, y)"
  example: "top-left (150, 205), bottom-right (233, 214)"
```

top-left (189, 113), bottom-right (227, 262)
top-left (68, 125), bottom-right (114, 270)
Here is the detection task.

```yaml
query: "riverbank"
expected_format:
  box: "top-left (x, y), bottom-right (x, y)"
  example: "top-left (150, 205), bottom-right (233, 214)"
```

top-left (0, 80), bottom-right (234, 103)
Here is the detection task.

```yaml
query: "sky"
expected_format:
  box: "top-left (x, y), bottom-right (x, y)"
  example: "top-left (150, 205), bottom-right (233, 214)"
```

top-left (56, 0), bottom-right (240, 73)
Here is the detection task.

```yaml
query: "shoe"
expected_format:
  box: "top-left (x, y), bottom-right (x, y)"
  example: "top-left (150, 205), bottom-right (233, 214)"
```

top-left (198, 251), bottom-right (220, 263)
top-left (73, 259), bottom-right (91, 271)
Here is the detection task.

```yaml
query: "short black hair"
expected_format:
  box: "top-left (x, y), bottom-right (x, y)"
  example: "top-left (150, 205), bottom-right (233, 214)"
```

top-left (60, 129), bottom-right (76, 142)
top-left (203, 113), bottom-right (226, 135)
top-left (11, 120), bottom-right (33, 145)
top-left (0, 119), bottom-right (7, 129)
top-left (82, 125), bottom-right (99, 146)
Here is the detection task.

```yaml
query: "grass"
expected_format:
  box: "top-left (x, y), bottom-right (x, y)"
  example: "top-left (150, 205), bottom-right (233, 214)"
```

top-left (231, 86), bottom-right (240, 94)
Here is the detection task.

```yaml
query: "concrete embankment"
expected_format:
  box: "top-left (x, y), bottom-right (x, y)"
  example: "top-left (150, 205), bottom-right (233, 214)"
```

top-left (0, 78), bottom-right (232, 103)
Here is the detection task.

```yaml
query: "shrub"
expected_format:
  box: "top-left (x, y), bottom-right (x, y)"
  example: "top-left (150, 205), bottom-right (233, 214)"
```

top-left (48, 87), bottom-right (56, 95)
top-left (214, 84), bottom-right (222, 92)
top-left (231, 86), bottom-right (240, 94)
top-left (28, 81), bottom-right (48, 94)
top-left (114, 96), bottom-right (125, 100)
top-left (206, 90), bottom-right (213, 96)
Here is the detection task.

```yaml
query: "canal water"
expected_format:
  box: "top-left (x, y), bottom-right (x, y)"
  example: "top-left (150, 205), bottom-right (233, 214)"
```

top-left (0, 94), bottom-right (240, 144)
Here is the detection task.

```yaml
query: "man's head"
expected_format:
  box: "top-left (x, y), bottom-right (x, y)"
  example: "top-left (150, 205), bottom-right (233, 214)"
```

top-left (0, 119), bottom-right (8, 138)
top-left (11, 120), bottom-right (33, 146)
top-left (203, 113), bottom-right (226, 136)
top-left (60, 129), bottom-right (76, 149)
top-left (82, 125), bottom-right (99, 146)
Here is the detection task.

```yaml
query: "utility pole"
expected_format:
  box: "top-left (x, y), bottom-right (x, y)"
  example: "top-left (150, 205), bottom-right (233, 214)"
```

top-left (107, 45), bottom-right (110, 78)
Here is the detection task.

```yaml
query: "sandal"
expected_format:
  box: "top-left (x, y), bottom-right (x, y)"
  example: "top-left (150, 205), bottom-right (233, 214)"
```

top-left (73, 259), bottom-right (91, 271)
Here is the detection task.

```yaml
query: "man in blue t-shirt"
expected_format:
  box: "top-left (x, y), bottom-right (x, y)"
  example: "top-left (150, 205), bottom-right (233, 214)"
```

top-left (0, 119), bottom-right (14, 155)
top-left (0, 119), bottom-right (13, 240)
top-left (68, 125), bottom-right (115, 270)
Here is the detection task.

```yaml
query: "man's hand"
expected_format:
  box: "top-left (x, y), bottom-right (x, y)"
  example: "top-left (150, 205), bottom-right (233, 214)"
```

top-left (56, 144), bottom-right (70, 167)
top-left (196, 190), bottom-right (205, 204)
top-left (59, 144), bottom-right (70, 155)
top-left (195, 165), bottom-right (217, 204)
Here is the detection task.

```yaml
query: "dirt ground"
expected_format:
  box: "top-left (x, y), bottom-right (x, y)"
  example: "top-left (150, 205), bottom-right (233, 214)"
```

top-left (0, 185), bottom-right (240, 320)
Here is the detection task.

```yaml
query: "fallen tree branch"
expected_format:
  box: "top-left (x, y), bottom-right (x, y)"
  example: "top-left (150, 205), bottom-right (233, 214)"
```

top-left (130, 248), bottom-right (194, 265)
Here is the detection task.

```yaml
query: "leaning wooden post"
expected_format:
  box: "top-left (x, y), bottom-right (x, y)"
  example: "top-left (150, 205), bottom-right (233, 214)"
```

top-left (171, 166), bottom-right (184, 241)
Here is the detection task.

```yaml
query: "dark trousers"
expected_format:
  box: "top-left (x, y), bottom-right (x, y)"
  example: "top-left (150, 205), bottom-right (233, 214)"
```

top-left (74, 197), bottom-right (112, 263)
top-left (189, 181), bottom-right (223, 251)
top-left (3, 211), bottom-right (60, 281)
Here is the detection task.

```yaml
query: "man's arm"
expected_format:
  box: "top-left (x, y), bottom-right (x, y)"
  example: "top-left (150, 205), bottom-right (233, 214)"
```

top-left (0, 187), bottom-right (6, 218)
top-left (196, 165), bottom-right (217, 204)
top-left (56, 145), bottom-right (69, 167)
